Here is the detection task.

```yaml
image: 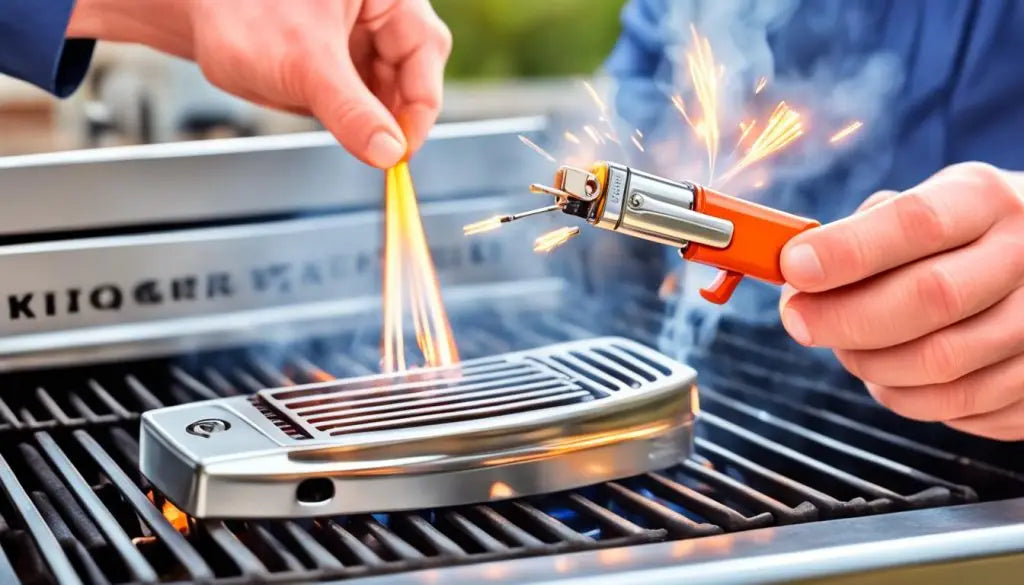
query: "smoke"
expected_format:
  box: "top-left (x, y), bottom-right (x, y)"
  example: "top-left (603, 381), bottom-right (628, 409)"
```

top-left (544, 1), bottom-right (908, 370)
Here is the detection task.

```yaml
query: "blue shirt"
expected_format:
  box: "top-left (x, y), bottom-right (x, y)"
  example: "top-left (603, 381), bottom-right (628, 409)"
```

top-left (0, 0), bottom-right (95, 97)
top-left (604, 0), bottom-right (1024, 393)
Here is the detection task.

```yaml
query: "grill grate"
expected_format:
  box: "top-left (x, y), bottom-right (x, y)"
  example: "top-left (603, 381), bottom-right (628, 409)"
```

top-left (0, 290), bottom-right (1021, 584)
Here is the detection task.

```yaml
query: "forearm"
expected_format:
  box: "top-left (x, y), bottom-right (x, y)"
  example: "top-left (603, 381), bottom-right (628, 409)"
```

top-left (67, 0), bottom-right (194, 59)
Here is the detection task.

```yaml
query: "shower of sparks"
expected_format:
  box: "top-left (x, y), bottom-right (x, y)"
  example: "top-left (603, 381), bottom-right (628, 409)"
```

top-left (684, 25), bottom-right (722, 183)
top-left (533, 226), bottom-right (581, 253)
top-left (830, 121), bottom-right (864, 144)
top-left (583, 125), bottom-right (603, 144)
top-left (517, 134), bottom-right (556, 163)
top-left (631, 135), bottom-right (645, 152)
top-left (382, 162), bottom-right (459, 373)
top-left (564, 131), bottom-right (581, 145)
top-left (754, 76), bottom-right (768, 94)
top-left (462, 215), bottom-right (503, 236)
top-left (718, 101), bottom-right (804, 185)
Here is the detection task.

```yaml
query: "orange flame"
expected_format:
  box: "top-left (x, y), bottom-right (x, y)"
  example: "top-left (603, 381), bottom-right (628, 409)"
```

top-left (147, 491), bottom-right (189, 534)
top-left (381, 162), bottom-right (459, 373)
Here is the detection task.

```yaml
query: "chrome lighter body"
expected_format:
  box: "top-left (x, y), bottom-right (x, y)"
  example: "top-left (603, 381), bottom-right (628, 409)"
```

top-left (139, 337), bottom-right (697, 518)
top-left (579, 163), bottom-right (734, 249)
top-left (535, 163), bottom-right (734, 251)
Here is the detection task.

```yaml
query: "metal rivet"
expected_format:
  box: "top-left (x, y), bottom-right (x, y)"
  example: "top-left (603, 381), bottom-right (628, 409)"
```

top-left (629, 194), bottom-right (644, 207)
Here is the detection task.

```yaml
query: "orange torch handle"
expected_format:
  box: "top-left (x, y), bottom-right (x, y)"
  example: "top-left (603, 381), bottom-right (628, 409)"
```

top-left (682, 186), bottom-right (820, 304)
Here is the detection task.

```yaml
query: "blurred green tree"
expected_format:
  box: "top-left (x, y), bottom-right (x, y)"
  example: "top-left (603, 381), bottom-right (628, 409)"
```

top-left (432, 0), bottom-right (624, 79)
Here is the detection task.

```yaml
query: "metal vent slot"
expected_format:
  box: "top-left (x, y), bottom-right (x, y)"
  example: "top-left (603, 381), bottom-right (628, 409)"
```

top-left (247, 396), bottom-right (311, 441)
top-left (258, 358), bottom-right (597, 437)
top-left (609, 344), bottom-right (672, 377)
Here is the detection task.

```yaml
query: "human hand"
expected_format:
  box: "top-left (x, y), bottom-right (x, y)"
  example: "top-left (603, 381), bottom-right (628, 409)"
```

top-left (778, 162), bottom-right (1024, 440)
top-left (68, 0), bottom-right (452, 168)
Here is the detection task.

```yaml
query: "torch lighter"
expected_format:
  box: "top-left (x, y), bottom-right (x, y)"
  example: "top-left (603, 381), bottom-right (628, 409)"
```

top-left (496, 161), bottom-right (820, 304)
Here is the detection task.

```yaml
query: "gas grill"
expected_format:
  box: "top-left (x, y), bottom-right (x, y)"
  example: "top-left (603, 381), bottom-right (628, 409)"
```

top-left (0, 116), bottom-right (1023, 585)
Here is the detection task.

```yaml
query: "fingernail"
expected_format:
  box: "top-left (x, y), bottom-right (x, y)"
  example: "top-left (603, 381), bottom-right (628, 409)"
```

top-left (367, 131), bottom-right (405, 167)
top-left (783, 243), bottom-right (825, 285)
top-left (781, 306), bottom-right (813, 346)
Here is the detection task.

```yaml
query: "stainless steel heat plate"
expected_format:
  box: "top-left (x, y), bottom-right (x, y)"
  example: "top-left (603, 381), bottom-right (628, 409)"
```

top-left (139, 337), bottom-right (698, 518)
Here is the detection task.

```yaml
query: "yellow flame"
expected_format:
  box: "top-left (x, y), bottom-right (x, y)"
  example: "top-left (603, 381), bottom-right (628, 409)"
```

top-left (462, 216), bottom-right (503, 236)
top-left (533, 226), bottom-right (580, 253)
top-left (382, 163), bottom-right (459, 373)
top-left (829, 121), bottom-right (863, 144)
top-left (518, 134), bottom-right (556, 163)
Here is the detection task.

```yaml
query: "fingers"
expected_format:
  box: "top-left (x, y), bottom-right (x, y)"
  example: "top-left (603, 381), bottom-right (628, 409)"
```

top-left (856, 189), bottom-right (899, 212)
top-left (306, 56), bottom-right (406, 168)
top-left (781, 163), bottom-right (1018, 293)
top-left (781, 228), bottom-right (1024, 349)
top-left (835, 286), bottom-right (1024, 386)
top-left (945, 399), bottom-right (1024, 442)
top-left (366, 0), bottom-right (452, 155)
top-left (865, 351), bottom-right (1024, 426)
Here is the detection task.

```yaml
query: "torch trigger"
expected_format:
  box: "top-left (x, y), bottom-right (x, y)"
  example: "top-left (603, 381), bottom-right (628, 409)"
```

top-left (699, 270), bottom-right (744, 304)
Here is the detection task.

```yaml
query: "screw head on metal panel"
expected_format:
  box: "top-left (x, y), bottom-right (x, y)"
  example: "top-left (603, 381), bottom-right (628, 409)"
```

top-left (629, 194), bottom-right (644, 207)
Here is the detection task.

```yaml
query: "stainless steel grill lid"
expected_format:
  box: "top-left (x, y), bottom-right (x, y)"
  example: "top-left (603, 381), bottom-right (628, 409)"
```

top-left (139, 337), bottom-right (698, 518)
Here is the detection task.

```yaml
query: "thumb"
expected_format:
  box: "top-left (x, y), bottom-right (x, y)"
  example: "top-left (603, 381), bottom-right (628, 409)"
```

top-left (307, 58), bottom-right (406, 168)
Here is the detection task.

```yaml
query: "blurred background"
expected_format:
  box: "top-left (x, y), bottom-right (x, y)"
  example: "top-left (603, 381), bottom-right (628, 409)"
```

top-left (0, 0), bottom-right (624, 156)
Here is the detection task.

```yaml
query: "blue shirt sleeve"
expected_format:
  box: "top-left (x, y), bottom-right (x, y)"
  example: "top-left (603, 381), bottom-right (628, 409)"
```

top-left (0, 0), bottom-right (96, 97)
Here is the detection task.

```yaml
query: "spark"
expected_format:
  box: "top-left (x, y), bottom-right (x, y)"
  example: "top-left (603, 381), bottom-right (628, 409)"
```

top-left (582, 80), bottom-right (608, 116)
top-left (463, 215), bottom-right (503, 236)
top-left (634, 129), bottom-right (644, 139)
top-left (671, 94), bottom-right (699, 136)
top-left (830, 121), bottom-right (863, 144)
top-left (603, 131), bottom-right (620, 145)
top-left (533, 226), bottom-right (581, 253)
top-left (382, 162), bottom-right (459, 373)
top-left (753, 179), bottom-right (765, 188)
top-left (718, 101), bottom-right (804, 185)
top-left (564, 131), bottom-right (581, 145)
top-left (684, 25), bottom-right (722, 182)
top-left (630, 135), bottom-right (645, 152)
top-left (582, 125), bottom-right (603, 144)
top-left (754, 76), bottom-right (768, 94)
top-left (518, 134), bottom-right (556, 163)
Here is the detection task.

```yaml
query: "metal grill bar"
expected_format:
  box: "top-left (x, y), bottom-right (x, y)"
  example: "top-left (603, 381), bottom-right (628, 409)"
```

top-left (0, 453), bottom-right (84, 585)
top-left (35, 432), bottom-right (159, 583)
